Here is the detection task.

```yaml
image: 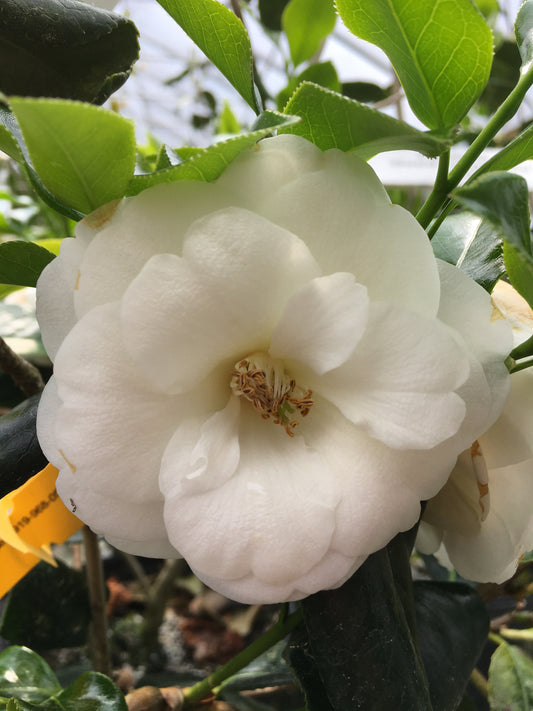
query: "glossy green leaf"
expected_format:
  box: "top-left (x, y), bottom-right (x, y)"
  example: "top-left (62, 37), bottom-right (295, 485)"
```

top-left (0, 107), bottom-right (24, 163)
top-left (1, 561), bottom-right (90, 650)
top-left (0, 647), bottom-right (61, 703)
top-left (336, 0), bottom-right (493, 129)
top-left (0, 0), bottom-right (139, 104)
top-left (0, 396), bottom-right (47, 498)
top-left (128, 111), bottom-right (300, 196)
top-left (294, 529), bottom-right (432, 711)
top-left (156, 0), bottom-right (259, 112)
top-left (282, 0), bottom-right (336, 67)
top-left (280, 83), bottom-right (448, 158)
top-left (503, 242), bottom-right (533, 310)
top-left (516, 0), bottom-right (533, 71)
top-left (0, 241), bottom-right (55, 287)
top-left (488, 641), bottom-right (533, 710)
top-left (454, 172), bottom-right (533, 308)
top-left (475, 122), bottom-right (533, 175)
top-left (56, 672), bottom-right (127, 711)
top-left (432, 211), bottom-right (504, 292)
top-left (414, 581), bottom-right (489, 711)
top-left (277, 62), bottom-right (340, 110)
top-left (10, 98), bottom-right (136, 215)
top-left (285, 626), bottom-right (333, 711)
top-left (220, 641), bottom-right (294, 693)
top-left (454, 172), bottom-right (531, 254)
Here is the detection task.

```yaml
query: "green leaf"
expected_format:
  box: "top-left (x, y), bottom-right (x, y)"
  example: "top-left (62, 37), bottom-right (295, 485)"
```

top-left (282, 0), bottom-right (336, 67)
top-left (454, 172), bottom-right (531, 254)
top-left (258, 0), bottom-right (291, 31)
top-left (220, 641), bottom-right (294, 694)
top-left (0, 647), bottom-right (61, 703)
top-left (488, 641), bottom-right (533, 710)
top-left (475, 122), bottom-right (533, 175)
top-left (432, 211), bottom-right (504, 292)
top-left (414, 581), bottom-right (489, 711)
top-left (285, 626), bottom-right (333, 711)
top-left (10, 98), bottom-right (136, 215)
top-left (156, 0), bottom-right (259, 112)
top-left (216, 101), bottom-right (241, 135)
top-left (0, 0), bottom-right (139, 104)
top-left (280, 82), bottom-right (449, 158)
top-left (0, 241), bottom-right (55, 287)
top-left (516, 0), bottom-right (533, 72)
top-left (294, 529), bottom-right (432, 711)
top-left (477, 40), bottom-right (521, 116)
top-left (0, 395), bottom-right (47, 498)
top-left (277, 62), bottom-right (341, 110)
top-left (454, 171), bottom-right (533, 308)
top-left (127, 111), bottom-right (300, 196)
top-left (336, 0), bottom-right (493, 129)
top-left (1, 561), bottom-right (90, 650)
top-left (503, 242), bottom-right (533, 310)
top-left (55, 672), bottom-right (128, 711)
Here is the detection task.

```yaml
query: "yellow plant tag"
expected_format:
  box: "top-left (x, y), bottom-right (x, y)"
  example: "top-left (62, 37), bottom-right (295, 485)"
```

top-left (0, 464), bottom-right (83, 597)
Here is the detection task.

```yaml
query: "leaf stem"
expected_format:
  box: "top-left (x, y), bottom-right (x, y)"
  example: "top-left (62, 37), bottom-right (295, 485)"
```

top-left (417, 62), bottom-right (533, 229)
top-left (510, 357), bottom-right (533, 373)
top-left (183, 606), bottom-right (303, 707)
top-left (470, 667), bottom-right (489, 699)
top-left (511, 333), bottom-right (533, 360)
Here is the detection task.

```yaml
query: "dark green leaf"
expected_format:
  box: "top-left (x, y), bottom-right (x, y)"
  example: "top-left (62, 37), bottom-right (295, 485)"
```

top-left (0, 395), bottom-right (47, 498)
top-left (295, 530), bottom-right (432, 711)
top-left (280, 82), bottom-right (449, 158)
top-left (477, 40), bottom-right (521, 116)
top-left (454, 172), bottom-right (533, 308)
top-left (220, 641), bottom-right (294, 693)
top-left (432, 211), bottom-right (504, 292)
top-left (414, 581), bottom-right (489, 711)
top-left (0, 242), bottom-right (55, 287)
top-left (488, 641), bottom-right (533, 710)
top-left (10, 98), bottom-right (136, 215)
top-left (336, 0), bottom-right (493, 129)
top-left (282, 0), bottom-right (336, 67)
top-left (285, 625), bottom-right (333, 711)
top-left (0, 647), bottom-right (60, 703)
top-left (156, 0), bottom-right (259, 112)
top-left (454, 172), bottom-right (531, 254)
top-left (55, 672), bottom-right (128, 711)
top-left (341, 81), bottom-right (392, 103)
top-left (0, 0), bottom-right (139, 104)
top-left (516, 0), bottom-right (533, 71)
top-left (128, 112), bottom-right (300, 196)
top-left (258, 0), bottom-right (291, 31)
top-left (1, 561), bottom-right (90, 650)
top-left (277, 62), bottom-right (340, 111)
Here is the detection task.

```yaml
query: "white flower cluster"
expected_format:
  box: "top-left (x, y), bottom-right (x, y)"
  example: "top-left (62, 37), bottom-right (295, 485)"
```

top-left (36, 135), bottom-right (518, 603)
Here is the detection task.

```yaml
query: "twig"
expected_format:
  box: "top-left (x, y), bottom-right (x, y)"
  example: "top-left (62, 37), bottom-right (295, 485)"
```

top-left (470, 668), bottom-right (489, 699)
top-left (0, 336), bottom-right (44, 396)
top-left (142, 558), bottom-right (186, 652)
top-left (83, 526), bottom-right (112, 676)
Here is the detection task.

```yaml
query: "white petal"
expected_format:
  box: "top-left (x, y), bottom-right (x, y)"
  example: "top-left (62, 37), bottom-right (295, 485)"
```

top-left (160, 407), bottom-right (341, 587)
top-left (269, 273), bottom-right (369, 374)
top-left (121, 207), bottom-right (320, 393)
top-left (416, 522), bottom-right (443, 555)
top-left (36, 230), bottom-right (92, 359)
top-left (312, 302), bottom-right (470, 449)
top-left (260, 149), bottom-right (440, 317)
top-left (105, 535), bottom-right (179, 559)
top-left (436, 260), bottom-right (512, 435)
top-left (442, 458), bottom-right (533, 583)
top-left (73, 181), bottom-right (236, 318)
top-left (48, 302), bottom-right (226, 510)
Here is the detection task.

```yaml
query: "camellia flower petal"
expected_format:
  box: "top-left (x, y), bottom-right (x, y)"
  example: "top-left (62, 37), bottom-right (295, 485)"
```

top-left (36, 135), bottom-right (513, 603)
top-left (418, 282), bottom-right (533, 584)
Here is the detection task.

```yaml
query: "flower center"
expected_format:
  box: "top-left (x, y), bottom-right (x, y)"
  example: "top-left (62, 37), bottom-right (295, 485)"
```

top-left (230, 352), bottom-right (313, 437)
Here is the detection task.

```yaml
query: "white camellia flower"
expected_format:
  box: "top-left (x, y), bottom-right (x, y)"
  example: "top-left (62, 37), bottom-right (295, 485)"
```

top-left (418, 281), bottom-right (533, 583)
top-left (36, 135), bottom-right (512, 603)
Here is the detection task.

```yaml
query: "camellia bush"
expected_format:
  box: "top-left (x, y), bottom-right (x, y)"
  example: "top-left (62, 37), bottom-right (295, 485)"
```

top-left (2, 0), bottom-right (533, 709)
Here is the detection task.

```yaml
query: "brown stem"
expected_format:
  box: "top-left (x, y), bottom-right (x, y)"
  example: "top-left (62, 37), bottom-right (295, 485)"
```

top-left (83, 526), bottom-right (112, 676)
top-left (0, 336), bottom-right (44, 396)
